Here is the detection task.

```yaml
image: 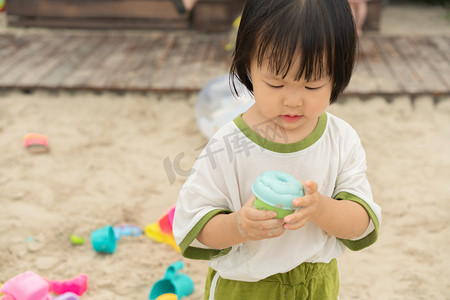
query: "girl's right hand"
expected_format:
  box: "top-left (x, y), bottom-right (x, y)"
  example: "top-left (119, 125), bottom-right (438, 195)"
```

top-left (236, 196), bottom-right (285, 241)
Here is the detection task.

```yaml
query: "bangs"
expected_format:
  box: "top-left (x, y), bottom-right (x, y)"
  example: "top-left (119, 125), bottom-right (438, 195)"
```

top-left (255, 0), bottom-right (333, 81)
top-left (230, 0), bottom-right (356, 103)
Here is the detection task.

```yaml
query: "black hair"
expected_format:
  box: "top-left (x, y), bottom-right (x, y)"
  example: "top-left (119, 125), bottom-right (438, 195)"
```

top-left (230, 0), bottom-right (357, 103)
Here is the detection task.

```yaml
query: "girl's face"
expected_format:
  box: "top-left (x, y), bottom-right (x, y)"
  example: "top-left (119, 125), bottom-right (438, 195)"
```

top-left (243, 54), bottom-right (333, 143)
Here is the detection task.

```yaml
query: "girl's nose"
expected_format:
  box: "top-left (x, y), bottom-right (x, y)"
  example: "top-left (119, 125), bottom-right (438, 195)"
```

top-left (283, 91), bottom-right (303, 107)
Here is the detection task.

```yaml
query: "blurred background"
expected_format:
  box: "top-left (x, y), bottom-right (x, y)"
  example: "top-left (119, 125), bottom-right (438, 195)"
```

top-left (0, 0), bottom-right (449, 299)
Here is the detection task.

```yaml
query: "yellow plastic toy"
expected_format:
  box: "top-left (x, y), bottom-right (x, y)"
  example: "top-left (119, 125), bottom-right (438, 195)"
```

top-left (225, 16), bottom-right (242, 52)
top-left (145, 223), bottom-right (180, 253)
top-left (156, 293), bottom-right (178, 300)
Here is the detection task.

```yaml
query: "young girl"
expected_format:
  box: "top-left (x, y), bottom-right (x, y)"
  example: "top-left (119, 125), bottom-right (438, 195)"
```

top-left (173, 0), bottom-right (381, 299)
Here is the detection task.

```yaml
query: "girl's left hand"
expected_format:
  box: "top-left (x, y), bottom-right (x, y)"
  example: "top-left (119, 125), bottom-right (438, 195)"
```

top-left (283, 180), bottom-right (325, 230)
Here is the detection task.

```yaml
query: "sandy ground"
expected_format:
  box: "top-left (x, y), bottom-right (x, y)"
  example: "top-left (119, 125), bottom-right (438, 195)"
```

top-left (1, 3), bottom-right (450, 300)
top-left (1, 91), bottom-right (449, 300)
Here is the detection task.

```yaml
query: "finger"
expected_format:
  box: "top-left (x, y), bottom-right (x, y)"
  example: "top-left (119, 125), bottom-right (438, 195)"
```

top-left (292, 194), bottom-right (312, 207)
top-left (283, 209), bottom-right (309, 230)
top-left (258, 218), bottom-right (285, 231)
top-left (258, 219), bottom-right (285, 238)
top-left (266, 227), bottom-right (285, 238)
top-left (243, 196), bottom-right (277, 220)
top-left (248, 208), bottom-right (277, 221)
top-left (243, 195), bottom-right (256, 208)
top-left (303, 180), bottom-right (318, 195)
top-left (283, 209), bottom-right (305, 224)
top-left (240, 218), bottom-right (284, 240)
top-left (283, 218), bottom-right (308, 230)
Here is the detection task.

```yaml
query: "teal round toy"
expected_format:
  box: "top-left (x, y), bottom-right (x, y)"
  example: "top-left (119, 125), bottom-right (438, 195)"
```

top-left (252, 170), bottom-right (304, 218)
top-left (91, 225), bottom-right (117, 254)
top-left (149, 261), bottom-right (194, 300)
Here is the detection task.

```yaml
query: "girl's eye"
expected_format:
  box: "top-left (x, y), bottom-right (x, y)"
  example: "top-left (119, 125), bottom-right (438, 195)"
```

top-left (305, 85), bottom-right (322, 90)
top-left (266, 83), bottom-right (284, 89)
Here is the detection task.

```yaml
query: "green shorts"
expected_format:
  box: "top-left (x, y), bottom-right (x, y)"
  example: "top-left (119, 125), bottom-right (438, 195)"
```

top-left (204, 259), bottom-right (339, 300)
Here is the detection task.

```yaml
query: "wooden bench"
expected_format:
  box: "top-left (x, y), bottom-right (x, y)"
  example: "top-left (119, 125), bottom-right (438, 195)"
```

top-left (6, 0), bottom-right (245, 31)
top-left (6, 0), bottom-right (382, 32)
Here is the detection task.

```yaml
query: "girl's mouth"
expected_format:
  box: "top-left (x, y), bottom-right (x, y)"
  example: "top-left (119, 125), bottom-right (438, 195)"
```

top-left (280, 115), bottom-right (302, 123)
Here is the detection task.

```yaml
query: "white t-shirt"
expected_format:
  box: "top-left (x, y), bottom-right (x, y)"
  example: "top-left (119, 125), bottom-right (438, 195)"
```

top-left (173, 112), bottom-right (381, 282)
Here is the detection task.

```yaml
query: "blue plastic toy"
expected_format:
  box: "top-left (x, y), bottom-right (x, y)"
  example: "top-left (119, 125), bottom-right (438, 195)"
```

top-left (113, 224), bottom-right (143, 240)
top-left (149, 261), bottom-right (194, 300)
top-left (91, 225), bottom-right (117, 254)
top-left (252, 170), bottom-right (304, 218)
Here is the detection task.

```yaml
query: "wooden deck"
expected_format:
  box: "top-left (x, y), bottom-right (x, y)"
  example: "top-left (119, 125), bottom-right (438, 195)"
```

top-left (0, 31), bottom-right (449, 96)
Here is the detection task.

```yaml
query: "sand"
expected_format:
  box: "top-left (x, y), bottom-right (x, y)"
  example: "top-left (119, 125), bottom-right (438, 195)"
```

top-left (1, 3), bottom-right (450, 300)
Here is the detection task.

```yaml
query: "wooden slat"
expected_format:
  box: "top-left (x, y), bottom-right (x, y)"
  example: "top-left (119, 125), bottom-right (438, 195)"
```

top-left (0, 33), bottom-right (449, 96)
top-left (193, 35), bottom-right (215, 82)
top-left (209, 35), bottom-right (231, 77)
top-left (428, 36), bottom-right (450, 63)
top-left (61, 35), bottom-right (121, 89)
top-left (130, 34), bottom-right (172, 91)
top-left (180, 35), bottom-right (214, 88)
top-left (186, 35), bottom-right (211, 89)
top-left (86, 35), bottom-right (140, 89)
top-left (0, 35), bottom-right (59, 87)
top-left (413, 36), bottom-right (450, 90)
top-left (0, 34), bottom-right (15, 50)
top-left (146, 34), bottom-right (184, 90)
top-left (11, 35), bottom-right (72, 88)
top-left (165, 34), bottom-right (200, 90)
top-left (0, 35), bottom-right (43, 81)
top-left (104, 35), bottom-right (149, 90)
top-left (16, 35), bottom-right (82, 88)
top-left (374, 36), bottom-right (422, 94)
top-left (40, 35), bottom-right (105, 88)
top-left (0, 36), bottom-right (30, 69)
top-left (124, 33), bottom-right (168, 90)
top-left (347, 55), bottom-right (378, 95)
top-left (1, 34), bottom-right (63, 85)
top-left (150, 34), bottom-right (183, 90)
top-left (359, 37), bottom-right (401, 94)
top-left (393, 36), bottom-right (447, 94)
top-left (170, 34), bottom-right (210, 90)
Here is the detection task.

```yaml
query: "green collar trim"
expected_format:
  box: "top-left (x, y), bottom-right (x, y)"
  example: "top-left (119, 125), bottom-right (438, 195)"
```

top-left (233, 113), bottom-right (328, 153)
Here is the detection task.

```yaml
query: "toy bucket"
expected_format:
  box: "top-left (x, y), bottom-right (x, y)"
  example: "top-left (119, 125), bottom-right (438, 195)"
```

top-left (149, 261), bottom-right (194, 300)
top-left (0, 271), bottom-right (51, 300)
top-left (91, 225), bottom-right (117, 254)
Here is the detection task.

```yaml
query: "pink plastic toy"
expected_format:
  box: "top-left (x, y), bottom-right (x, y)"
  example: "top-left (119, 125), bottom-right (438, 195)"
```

top-left (0, 271), bottom-right (51, 300)
top-left (48, 274), bottom-right (88, 296)
top-left (158, 205), bottom-right (176, 234)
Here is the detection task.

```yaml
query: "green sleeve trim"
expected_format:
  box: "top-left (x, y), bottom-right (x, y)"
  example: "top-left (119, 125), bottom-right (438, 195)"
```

top-left (335, 192), bottom-right (380, 251)
top-left (179, 209), bottom-right (233, 260)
